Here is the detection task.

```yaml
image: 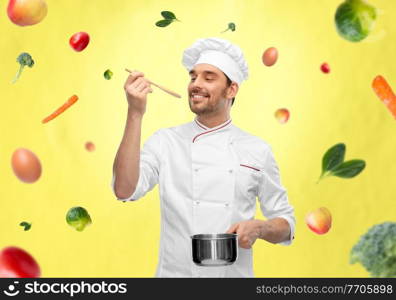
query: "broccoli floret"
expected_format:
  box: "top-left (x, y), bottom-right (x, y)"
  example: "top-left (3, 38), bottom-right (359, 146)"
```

top-left (12, 52), bottom-right (34, 84)
top-left (350, 222), bottom-right (396, 277)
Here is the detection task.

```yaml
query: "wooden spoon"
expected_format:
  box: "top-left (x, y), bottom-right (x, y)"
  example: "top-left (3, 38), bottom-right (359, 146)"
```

top-left (125, 68), bottom-right (181, 98)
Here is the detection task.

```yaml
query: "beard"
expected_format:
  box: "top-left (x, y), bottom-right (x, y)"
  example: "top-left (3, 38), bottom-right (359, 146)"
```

top-left (189, 99), bottom-right (216, 115)
top-left (188, 88), bottom-right (228, 115)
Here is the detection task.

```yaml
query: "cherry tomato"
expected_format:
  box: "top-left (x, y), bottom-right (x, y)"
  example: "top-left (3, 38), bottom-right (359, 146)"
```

top-left (69, 32), bottom-right (90, 52)
top-left (321, 63), bottom-right (330, 74)
top-left (0, 247), bottom-right (41, 278)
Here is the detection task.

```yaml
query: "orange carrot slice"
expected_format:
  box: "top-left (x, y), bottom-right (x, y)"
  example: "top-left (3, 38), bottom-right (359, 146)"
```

top-left (372, 75), bottom-right (396, 118)
top-left (42, 95), bottom-right (79, 124)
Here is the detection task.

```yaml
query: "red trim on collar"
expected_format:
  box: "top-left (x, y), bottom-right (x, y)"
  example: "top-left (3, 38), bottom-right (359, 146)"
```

top-left (194, 119), bottom-right (208, 130)
top-left (192, 119), bottom-right (232, 143)
top-left (240, 164), bottom-right (260, 171)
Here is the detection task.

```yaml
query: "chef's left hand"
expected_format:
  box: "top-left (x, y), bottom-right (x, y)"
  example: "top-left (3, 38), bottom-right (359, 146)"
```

top-left (226, 220), bottom-right (264, 249)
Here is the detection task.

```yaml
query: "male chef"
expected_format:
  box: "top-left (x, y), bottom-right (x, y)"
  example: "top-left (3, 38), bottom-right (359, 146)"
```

top-left (112, 37), bottom-right (296, 277)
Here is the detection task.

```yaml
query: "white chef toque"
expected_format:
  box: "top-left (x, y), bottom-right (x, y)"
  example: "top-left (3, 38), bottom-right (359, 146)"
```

top-left (182, 37), bottom-right (249, 85)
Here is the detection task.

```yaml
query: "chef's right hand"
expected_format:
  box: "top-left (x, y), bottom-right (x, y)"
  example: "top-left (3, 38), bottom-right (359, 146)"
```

top-left (123, 71), bottom-right (153, 116)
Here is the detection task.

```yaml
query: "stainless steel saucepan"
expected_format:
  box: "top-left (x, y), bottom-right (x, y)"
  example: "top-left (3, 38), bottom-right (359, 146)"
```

top-left (191, 233), bottom-right (238, 266)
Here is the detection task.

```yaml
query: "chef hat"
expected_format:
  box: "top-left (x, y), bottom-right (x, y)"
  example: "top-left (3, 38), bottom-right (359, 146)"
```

top-left (182, 37), bottom-right (249, 85)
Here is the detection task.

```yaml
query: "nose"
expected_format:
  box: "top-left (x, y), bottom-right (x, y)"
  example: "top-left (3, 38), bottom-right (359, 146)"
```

top-left (190, 76), bottom-right (205, 89)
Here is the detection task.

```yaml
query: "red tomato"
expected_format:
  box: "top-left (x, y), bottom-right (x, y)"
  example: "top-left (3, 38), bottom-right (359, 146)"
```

top-left (69, 32), bottom-right (90, 52)
top-left (0, 247), bottom-right (41, 278)
top-left (85, 141), bottom-right (95, 152)
top-left (321, 62), bottom-right (330, 74)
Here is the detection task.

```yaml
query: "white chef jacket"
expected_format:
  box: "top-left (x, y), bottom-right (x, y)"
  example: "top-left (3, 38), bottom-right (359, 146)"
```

top-left (111, 118), bottom-right (295, 277)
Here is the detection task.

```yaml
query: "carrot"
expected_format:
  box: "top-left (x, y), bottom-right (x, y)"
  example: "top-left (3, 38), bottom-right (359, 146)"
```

top-left (372, 75), bottom-right (396, 119)
top-left (42, 95), bottom-right (79, 124)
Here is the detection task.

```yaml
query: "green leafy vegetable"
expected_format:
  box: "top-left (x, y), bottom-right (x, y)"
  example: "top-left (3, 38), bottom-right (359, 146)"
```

top-left (221, 22), bottom-right (236, 33)
top-left (318, 143), bottom-right (366, 182)
top-left (12, 52), bottom-right (34, 84)
top-left (161, 11), bottom-right (177, 20)
top-left (104, 69), bottom-right (113, 80)
top-left (330, 159), bottom-right (366, 178)
top-left (155, 19), bottom-right (173, 27)
top-left (350, 222), bottom-right (396, 277)
top-left (66, 207), bottom-right (92, 232)
top-left (335, 0), bottom-right (377, 42)
top-left (155, 11), bottom-right (180, 27)
top-left (19, 222), bottom-right (31, 231)
top-left (321, 143), bottom-right (346, 177)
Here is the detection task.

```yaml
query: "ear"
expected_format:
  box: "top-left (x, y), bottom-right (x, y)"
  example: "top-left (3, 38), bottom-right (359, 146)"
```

top-left (227, 82), bottom-right (239, 100)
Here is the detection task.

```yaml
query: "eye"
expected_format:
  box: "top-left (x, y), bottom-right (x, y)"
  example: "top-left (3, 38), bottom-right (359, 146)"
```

top-left (190, 77), bottom-right (196, 82)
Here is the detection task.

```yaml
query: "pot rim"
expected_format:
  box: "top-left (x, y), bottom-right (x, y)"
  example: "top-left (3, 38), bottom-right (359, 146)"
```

top-left (190, 233), bottom-right (238, 240)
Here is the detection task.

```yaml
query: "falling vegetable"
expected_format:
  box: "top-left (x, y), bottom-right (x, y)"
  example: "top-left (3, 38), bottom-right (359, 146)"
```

top-left (330, 160), bottom-right (366, 178)
top-left (0, 246), bottom-right (41, 278)
top-left (322, 143), bottom-right (346, 172)
top-left (335, 0), bottom-right (377, 42)
top-left (156, 19), bottom-right (172, 27)
top-left (69, 32), bottom-right (90, 52)
top-left (66, 207), bottom-right (92, 232)
top-left (155, 10), bottom-right (180, 27)
top-left (161, 11), bottom-right (178, 20)
top-left (221, 22), bottom-right (236, 33)
top-left (104, 69), bottom-right (113, 80)
top-left (85, 141), bottom-right (95, 152)
top-left (42, 95), bottom-right (78, 124)
top-left (321, 63), bottom-right (330, 73)
top-left (350, 222), bottom-right (396, 277)
top-left (12, 52), bottom-right (34, 84)
top-left (318, 143), bottom-right (365, 183)
top-left (372, 75), bottom-right (396, 119)
top-left (19, 222), bottom-right (31, 231)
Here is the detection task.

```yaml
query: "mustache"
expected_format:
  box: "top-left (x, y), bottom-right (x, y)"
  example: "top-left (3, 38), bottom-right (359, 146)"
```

top-left (189, 88), bottom-right (210, 96)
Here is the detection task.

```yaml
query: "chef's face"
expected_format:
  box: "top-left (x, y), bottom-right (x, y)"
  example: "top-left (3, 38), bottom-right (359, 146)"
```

top-left (188, 64), bottom-right (237, 116)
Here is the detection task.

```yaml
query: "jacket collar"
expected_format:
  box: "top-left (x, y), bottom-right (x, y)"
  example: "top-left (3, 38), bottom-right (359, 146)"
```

top-left (192, 117), bottom-right (233, 143)
top-left (193, 117), bottom-right (232, 131)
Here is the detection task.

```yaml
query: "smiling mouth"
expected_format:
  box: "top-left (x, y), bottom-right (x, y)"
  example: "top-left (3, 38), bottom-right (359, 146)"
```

top-left (190, 94), bottom-right (209, 101)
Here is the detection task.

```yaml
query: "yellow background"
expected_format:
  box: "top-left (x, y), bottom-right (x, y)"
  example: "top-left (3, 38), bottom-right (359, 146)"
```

top-left (1, 0), bottom-right (395, 277)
